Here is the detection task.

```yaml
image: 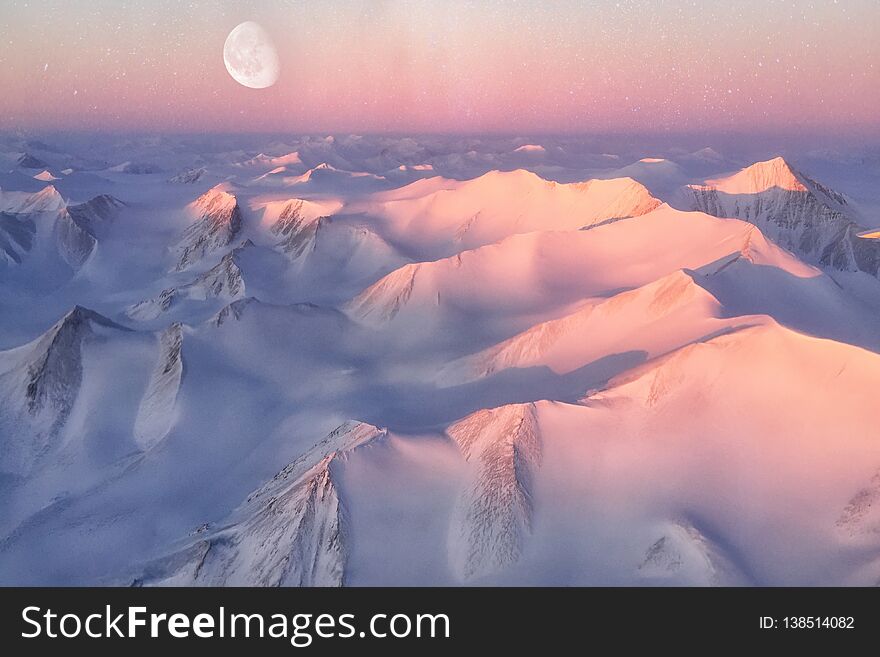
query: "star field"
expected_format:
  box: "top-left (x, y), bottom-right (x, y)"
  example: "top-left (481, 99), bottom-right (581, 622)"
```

top-left (0, 0), bottom-right (877, 135)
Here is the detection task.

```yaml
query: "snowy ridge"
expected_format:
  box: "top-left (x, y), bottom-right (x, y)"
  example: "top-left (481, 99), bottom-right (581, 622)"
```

top-left (65, 194), bottom-right (125, 233)
top-left (17, 153), bottom-right (48, 169)
top-left (128, 241), bottom-right (250, 320)
top-left (263, 197), bottom-right (404, 288)
top-left (133, 323), bottom-right (184, 450)
top-left (700, 156), bottom-right (808, 194)
top-left (637, 519), bottom-right (750, 585)
top-left (269, 199), bottom-right (324, 257)
top-left (0, 307), bottom-right (127, 473)
top-left (343, 205), bottom-right (796, 329)
top-left (286, 162), bottom-right (385, 187)
top-left (238, 151), bottom-right (303, 169)
top-left (210, 297), bottom-right (261, 327)
top-left (446, 270), bottom-right (726, 383)
top-left (33, 170), bottom-right (59, 182)
top-left (169, 168), bottom-right (207, 184)
top-left (54, 208), bottom-right (98, 268)
top-left (135, 421), bottom-right (386, 586)
top-left (0, 189), bottom-right (116, 269)
top-left (359, 169), bottom-right (661, 257)
top-left (447, 404), bottom-right (542, 580)
top-left (346, 262), bottom-right (421, 323)
top-left (6, 185), bottom-right (66, 214)
top-left (174, 185), bottom-right (243, 271)
top-left (686, 157), bottom-right (880, 279)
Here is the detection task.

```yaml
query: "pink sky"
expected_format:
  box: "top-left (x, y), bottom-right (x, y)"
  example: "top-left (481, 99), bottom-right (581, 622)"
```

top-left (1, 0), bottom-right (878, 134)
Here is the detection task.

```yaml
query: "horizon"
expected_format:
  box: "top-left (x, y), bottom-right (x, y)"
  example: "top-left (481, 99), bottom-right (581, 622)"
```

top-left (7, 128), bottom-right (880, 163)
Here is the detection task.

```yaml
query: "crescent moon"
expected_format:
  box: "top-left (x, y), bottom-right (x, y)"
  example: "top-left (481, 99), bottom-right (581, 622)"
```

top-left (223, 21), bottom-right (280, 89)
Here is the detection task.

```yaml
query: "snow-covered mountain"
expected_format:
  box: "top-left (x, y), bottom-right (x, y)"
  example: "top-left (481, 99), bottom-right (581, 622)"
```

top-left (0, 187), bottom-right (124, 271)
top-left (1, 135), bottom-right (879, 587)
top-left (136, 421), bottom-right (386, 586)
top-left (16, 153), bottom-right (48, 169)
top-left (65, 194), bottom-right (125, 234)
top-left (168, 167), bottom-right (207, 184)
top-left (353, 168), bottom-right (661, 258)
top-left (684, 156), bottom-right (880, 280)
top-left (346, 205), bottom-right (793, 334)
top-left (174, 184), bottom-right (243, 271)
top-left (0, 306), bottom-right (130, 474)
top-left (129, 241), bottom-right (250, 320)
top-left (133, 323), bottom-right (183, 450)
top-left (2, 184), bottom-right (66, 214)
top-left (33, 169), bottom-right (60, 182)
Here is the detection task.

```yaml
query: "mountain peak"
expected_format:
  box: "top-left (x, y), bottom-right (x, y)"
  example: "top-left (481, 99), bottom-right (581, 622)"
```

top-left (11, 305), bottom-right (128, 453)
top-left (513, 144), bottom-right (546, 154)
top-left (135, 420), bottom-right (385, 586)
top-left (211, 297), bottom-right (260, 326)
top-left (690, 147), bottom-right (723, 161)
top-left (447, 403), bottom-right (543, 580)
top-left (60, 305), bottom-right (128, 331)
top-left (193, 183), bottom-right (236, 209)
top-left (703, 156), bottom-right (807, 194)
top-left (17, 153), bottom-right (48, 169)
top-left (481, 168), bottom-right (541, 183)
top-left (67, 194), bottom-right (125, 228)
top-left (169, 167), bottom-right (206, 184)
top-left (175, 185), bottom-right (243, 271)
top-left (16, 185), bottom-right (66, 213)
top-left (33, 170), bottom-right (59, 182)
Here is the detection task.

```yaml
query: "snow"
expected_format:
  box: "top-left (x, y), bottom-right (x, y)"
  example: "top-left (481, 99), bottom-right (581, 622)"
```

top-left (0, 134), bottom-right (879, 586)
top-left (353, 169), bottom-right (661, 259)
top-left (3, 185), bottom-right (66, 214)
top-left (174, 184), bottom-right (243, 271)
top-left (136, 421), bottom-right (385, 586)
top-left (697, 156), bottom-right (808, 194)
top-left (513, 144), bottom-right (546, 154)
top-left (684, 156), bottom-right (880, 280)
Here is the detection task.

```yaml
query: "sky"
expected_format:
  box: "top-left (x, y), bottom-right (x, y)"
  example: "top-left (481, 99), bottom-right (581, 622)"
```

top-left (1, 0), bottom-right (878, 136)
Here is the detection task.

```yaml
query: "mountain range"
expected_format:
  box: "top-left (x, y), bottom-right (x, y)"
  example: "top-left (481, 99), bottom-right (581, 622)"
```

top-left (0, 134), bottom-right (878, 585)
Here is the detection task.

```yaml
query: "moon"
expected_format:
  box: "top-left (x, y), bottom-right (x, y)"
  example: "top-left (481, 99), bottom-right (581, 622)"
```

top-left (223, 21), bottom-right (280, 89)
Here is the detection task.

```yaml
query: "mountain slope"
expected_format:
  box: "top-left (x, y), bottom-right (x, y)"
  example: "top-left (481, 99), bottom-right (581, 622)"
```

top-left (174, 185), bottom-right (243, 271)
top-left (685, 157), bottom-right (880, 279)
top-left (65, 194), bottom-right (125, 234)
top-left (133, 323), bottom-right (184, 450)
top-left (430, 322), bottom-right (880, 584)
top-left (128, 241), bottom-right (250, 321)
top-left (355, 169), bottom-right (661, 258)
top-left (135, 421), bottom-right (386, 586)
top-left (347, 205), bottom-right (811, 334)
top-left (0, 212), bottom-right (35, 265)
top-left (0, 189), bottom-right (126, 271)
top-left (447, 404), bottom-right (542, 580)
top-left (0, 307), bottom-right (130, 474)
top-left (441, 270), bottom-right (758, 384)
